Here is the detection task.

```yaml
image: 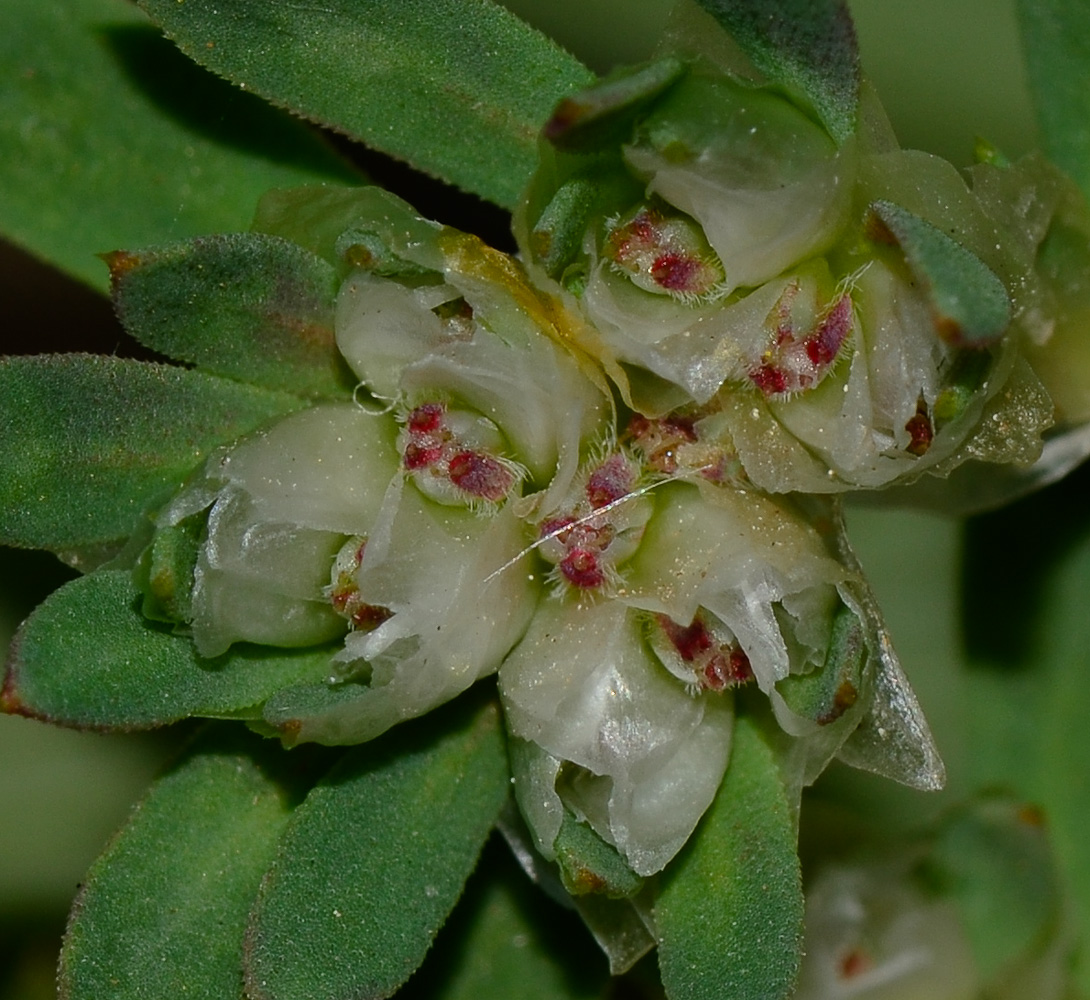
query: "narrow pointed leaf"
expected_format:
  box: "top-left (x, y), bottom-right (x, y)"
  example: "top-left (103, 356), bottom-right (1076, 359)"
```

top-left (868, 200), bottom-right (1012, 347)
top-left (106, 234), bottom-right (355, 399)
top-left (1, 0), bottom-right (359, 293)
top-left (1016, 0), bottom-right (1090, 204)
top-left (0, 354), bottom-right (303, 552)
top-left (58, 727), bottom-right (332, 1000)
top-left (136, 0), bottom-right (596, 209)
top-left (691, 0), bottom-right (859, 143)
top-left (245, 695), bottom-right (509, 1000)
top-left (656, 713), bottom-right (804, 1000)
top-left (2, 570), bottom-right (333, 729)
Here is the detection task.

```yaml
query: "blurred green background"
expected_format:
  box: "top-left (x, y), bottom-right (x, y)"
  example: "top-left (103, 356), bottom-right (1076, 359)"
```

top-left (0, 0), bottom-right (1060, 996)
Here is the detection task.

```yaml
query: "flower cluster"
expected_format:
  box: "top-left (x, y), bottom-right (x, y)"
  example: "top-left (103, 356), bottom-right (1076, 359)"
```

top-left (129, 47), bottom-right (1082, 968)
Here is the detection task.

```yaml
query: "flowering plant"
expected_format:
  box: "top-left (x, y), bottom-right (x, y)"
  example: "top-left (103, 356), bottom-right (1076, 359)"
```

top-left (3, 1), bottom-right (1090, 999)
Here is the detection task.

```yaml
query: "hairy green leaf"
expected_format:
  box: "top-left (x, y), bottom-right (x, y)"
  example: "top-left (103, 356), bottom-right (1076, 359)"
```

top-left (554, 811), bottom-right (645, 900)
top-left (867, 200), bottom-right (1012, 347)
top-left (106, 234), bottom-right (355, 399)
top-left (1016, 0), bottom-right (1090, 204)
top-left (0, 354), bottom-right (302, 552)
top-left (245, 693), bottom-right (510, 1000)
top-left (690, 0), bottom-right (859, 143)
top-left (0, 0), bottom-right (359, 292)
top-left (777, 603), bottom-right (865, 725)
top-left (404, 841), bottom-right (609, 1000)
top-left (136, 0), bottom-right (596, 209)
top-left (656, 713), bottom-right (804, 1000)
top-left (2, 570), bottom-right (333, 729)
top-left (542, 57), bottom-right (687, 151)
top-left (58, 727), bottom-right (331, 1000)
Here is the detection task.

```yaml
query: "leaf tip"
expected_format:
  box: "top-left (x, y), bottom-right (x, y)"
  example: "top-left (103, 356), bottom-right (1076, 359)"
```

top-left (99, 249), bottom-right (143, 285)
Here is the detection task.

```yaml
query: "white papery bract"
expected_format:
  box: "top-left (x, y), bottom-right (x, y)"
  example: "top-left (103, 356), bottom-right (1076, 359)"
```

top-left (501, 598), bottom-right (734, 877)
top-left (156, 404), bottom-right (399, 657)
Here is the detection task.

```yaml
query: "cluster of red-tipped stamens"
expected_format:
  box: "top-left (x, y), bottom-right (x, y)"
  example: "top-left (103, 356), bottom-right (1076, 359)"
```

top-left (623, 411), bottom-right (741, 486)
top-left (401, 401), bottom-right (517, 504)
top-left (539, 452), bottom-right (642, 592)
top-left (655, 613), bottom-right (754, 692)
top-left (605, 206), bottom-right (726, 301)
top-left (328, 536), bottom-right (392, 631)
top-left (748, 282), bottom-right (854, 397)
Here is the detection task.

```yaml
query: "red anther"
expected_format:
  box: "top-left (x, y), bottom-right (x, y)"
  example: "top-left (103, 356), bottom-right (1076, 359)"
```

top-left (448, 450), bottom-right (514, 502)
top-left (749, 363), bottom-right (789, 396)
top-left (658, 614), bottom-right (714, 662)
top-left (585, 453), bottom-right (635, 508)
top-left (560, 548), bottom-right (605, 589)
top-left (402, 441), bottom-right (443, 470)
top-left (728, 647), bottom-right (753, 683)
top-left (905, 413), bottom-right (933, 456)
top-left (905, 398), bottom-right (934, 457)
top-left (650, 252), bottom-right (702, 293)
top-left (702, 655), bottom-right (731, 691)
top-left (805, 295), bottom-right (852, 366)
top-left (407, 402), bottom-right (445, 434)
top-left (540, 516), bottom-right (575, 543)
top-left (350, 604), bottom-right (393, 631)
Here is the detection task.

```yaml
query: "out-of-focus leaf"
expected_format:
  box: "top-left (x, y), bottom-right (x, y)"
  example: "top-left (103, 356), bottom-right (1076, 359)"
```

top-left (106, 234), bottom-right (355, 399)
top-left (0, 354), bottom-right (302, 552)
top-left (402, 840), bottom-right (609, 1000)
top-left (2, 570), bottom-right (333, 729)
top-left (924, 797), bottom-right (1063, 983)
top-left (136, 0), bottom-right (596, 210)
top-left (1016, 0), bottom-right (1090, 203)
top-left (655, 713), bottom-right (804, 1000)
top-left (847, 483), bottom-right (1090, 990)
top-left (58, 727), bottom-right (332, 1000)
top-left (244, 694), bottom-right (509, 1000)
top-left (1034, 516), bottom-right (1090, 993)
top-left (690, 0), bottom-right (859, 143)
top-left (0, 0), bottom-right (359, 293)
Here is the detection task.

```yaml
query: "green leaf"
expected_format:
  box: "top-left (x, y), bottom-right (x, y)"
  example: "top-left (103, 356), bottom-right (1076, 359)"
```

top-left (403, 840), bottom-right (609, 1000)
top-left (58, 727), bottom-right (332, 1000)
top-left (106, 234), bottom-right (355, 400)
top-left (1016, 0), bottom-right (1090, 204)
top-left (0, 0), bottom-right (359, 293)
top-left (777, 603), bottom-right (865, 725)
top-left (1034, 516), bottom-right (1090, 992)
top-left (655, 713), bottom-right (804, 1000)
top-left (245, 693), bottom-right (510, 1000)
top-left (2, 570), bottom-right (334, 729)
top-left (136, 0), bottom-right (596, 210)
top-left (867, 200), bottom-right (1012, 347)
top-left (0, 354), bottom-right (303, 553)
top-left (542, 57), bottom-right (687, 151)
top-left (554, 810), bottom-right (645, 900)
top-left (924, 798), bottom-right (1063, 983)
top-left (690, 0), bottom-right (859, 143)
